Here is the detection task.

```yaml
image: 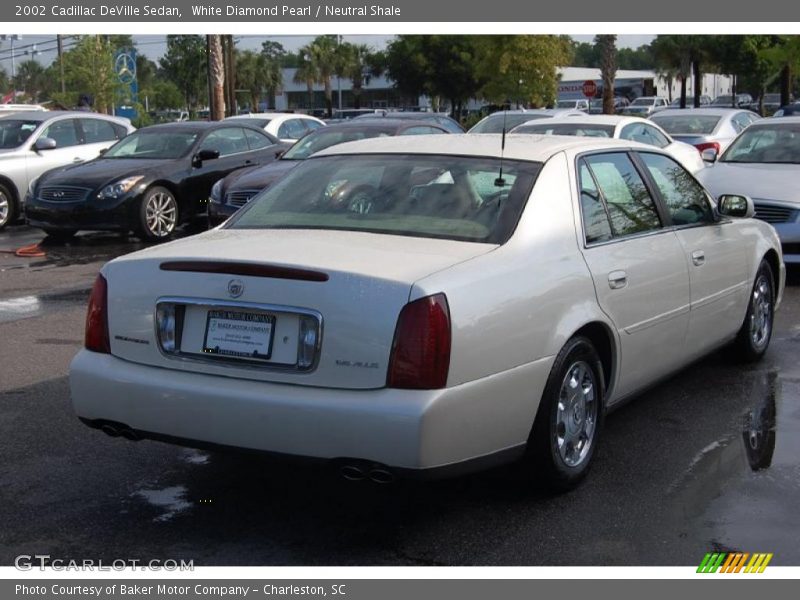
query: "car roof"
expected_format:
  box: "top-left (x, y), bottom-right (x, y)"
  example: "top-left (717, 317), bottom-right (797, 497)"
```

top-left (228, 112), bottom-right (321, 120)
top-left (518, 115), bottom-right (644, 127)
top-left (314, 133), bottom-right (650, 162)
top-left (751, 115), bottom-right (800, 125)
top-left (137, 120), bottom-right (268, 133)
top-left (651, 108), bottom-right (748, 117)
top-left (317, 119), bottom-right (447, 132)
top-left (0, 110), bottom-right (125, 122)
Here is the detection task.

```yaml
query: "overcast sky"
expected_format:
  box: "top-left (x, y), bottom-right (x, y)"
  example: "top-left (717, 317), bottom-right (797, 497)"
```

top-left (0, 34), bottom-right (656, 72)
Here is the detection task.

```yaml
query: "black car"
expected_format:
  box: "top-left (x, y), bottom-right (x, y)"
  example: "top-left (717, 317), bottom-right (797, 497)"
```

top-left (25, 121), bottom-right (287, 240)
top-left (208, 119), bottom-right (449, 226)
top-left (352, 111), bottom-right (465, 133)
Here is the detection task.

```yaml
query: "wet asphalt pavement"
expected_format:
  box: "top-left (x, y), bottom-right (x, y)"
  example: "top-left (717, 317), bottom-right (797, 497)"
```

top-left (1, 223), bottom-right (799, 566)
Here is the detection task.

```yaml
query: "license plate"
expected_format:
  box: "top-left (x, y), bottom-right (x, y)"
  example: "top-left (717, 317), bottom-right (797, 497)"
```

top-left (203, 309), bottom-right (275, 361)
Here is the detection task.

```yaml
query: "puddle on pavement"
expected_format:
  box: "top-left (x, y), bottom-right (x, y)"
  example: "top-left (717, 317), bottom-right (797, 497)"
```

top-left (0, 288), bottom-right (90, 324)
top-left (132, 485), bottom-right (192, 523)
top-left (667, 370), bottom-right (800, 559)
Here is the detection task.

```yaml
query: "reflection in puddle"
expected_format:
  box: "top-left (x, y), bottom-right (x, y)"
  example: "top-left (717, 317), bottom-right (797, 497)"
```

top-left (741, 371), bottom-right (778, 472)
top-left (133, 486), bottom-right (192, 523)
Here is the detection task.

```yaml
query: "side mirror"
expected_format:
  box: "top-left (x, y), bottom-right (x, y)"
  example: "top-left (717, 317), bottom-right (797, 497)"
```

top-left (718, 194), bottom-right (754, 218)
top-left (701, 148), bottom-right (718, 163)
top-left (98, 148), bottom-right (108, 155)
top-left (192, 148), bottom-right (220, 167)
top-left (34, 137), bottom-right (57, 151)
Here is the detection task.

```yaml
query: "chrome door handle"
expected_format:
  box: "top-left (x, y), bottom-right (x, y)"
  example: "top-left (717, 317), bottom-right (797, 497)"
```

top-left (691, 250), bottom-right (705, 266)
top-left (608, 270), bottom-right (628, 289)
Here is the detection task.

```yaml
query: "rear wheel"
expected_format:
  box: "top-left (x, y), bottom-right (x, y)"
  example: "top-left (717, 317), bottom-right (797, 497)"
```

top-left (138, 186), bottom-right (178, 241)
top-left (732, 260), bottom-right (775, 362)
top-left (0, 183), bottom-right (17, 231)
top-left (527, 336), bottom-right (605, 490)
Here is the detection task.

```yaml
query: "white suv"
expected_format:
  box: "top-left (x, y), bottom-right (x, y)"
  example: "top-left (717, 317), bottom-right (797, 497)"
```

top-left (0, 111), bottom-right (135, 229)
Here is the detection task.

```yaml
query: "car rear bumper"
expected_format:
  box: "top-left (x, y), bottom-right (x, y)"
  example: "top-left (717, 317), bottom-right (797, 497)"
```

top-left (70, 350), bottom-right (553, 474)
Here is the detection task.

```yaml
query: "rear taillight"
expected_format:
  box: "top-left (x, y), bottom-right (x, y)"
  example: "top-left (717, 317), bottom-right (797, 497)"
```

top-left (85, 274), bottom-right (110, 354)
top-left (694, 141), bottom-right (721, 155)
top-left (387, 293), bottom-right (451, 390)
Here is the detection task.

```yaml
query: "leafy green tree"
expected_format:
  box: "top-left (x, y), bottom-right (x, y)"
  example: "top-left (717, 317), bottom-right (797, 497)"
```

top-left (386, 35), bottom-right (484, 115)
top-left (293, 52), bottom-right (319, 110)
top-left (54, 35), bottom-right (123, 113)
top-left (0, 67), bottom-right (8, 93)
top-left (652, 36), bottom-right (693, 108)
top-left (236, 49), bottom-right (283, 111)
top-left (476, 36), bottom-right (573, 109)
top-left (300, 35), bottom-right (339, 117)
top-left (160, 35), bottom-right (208, 113)
top-left (759, 36), bottom-right (800, 107)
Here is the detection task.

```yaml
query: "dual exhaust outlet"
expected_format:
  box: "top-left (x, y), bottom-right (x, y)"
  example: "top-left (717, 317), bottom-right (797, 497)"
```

top-left (100, 422), bottom-right (141, 442)
top-left (97, 421), bottom-right (394, 483)
top-left (339, 463), bottom-right (395, 484)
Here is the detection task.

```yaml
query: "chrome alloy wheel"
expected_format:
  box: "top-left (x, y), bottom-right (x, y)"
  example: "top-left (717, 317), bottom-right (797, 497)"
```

top-left (749, 273), bottom-right (772, 350)
top-left (145, 191), bottom-right (177, 238)
top-left (555, 360), bottom-right (598, 468)
top-left (0, 190), bottom-right (9, 227)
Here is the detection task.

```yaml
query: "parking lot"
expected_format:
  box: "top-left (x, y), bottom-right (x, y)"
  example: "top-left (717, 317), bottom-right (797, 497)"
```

top-left (1, 222), bottom-right (798, 566)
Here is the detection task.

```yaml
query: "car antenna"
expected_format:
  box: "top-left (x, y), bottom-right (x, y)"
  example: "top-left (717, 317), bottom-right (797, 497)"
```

top-left (495, 108), bottom-right (508, 187)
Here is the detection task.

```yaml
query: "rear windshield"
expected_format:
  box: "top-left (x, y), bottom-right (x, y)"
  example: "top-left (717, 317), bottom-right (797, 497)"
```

top-left (470, 113), bottom-right (548, 134)
top-left (512, 123), bottom-right (614, 137)
top-left (227, 154), bottom-right (541, 244)
top-left (650, 114), bottom-right (720, 134)
top-left (282, 128), bottom-right (391, 160)
top-left (631, 98), bottom-right (653, 106)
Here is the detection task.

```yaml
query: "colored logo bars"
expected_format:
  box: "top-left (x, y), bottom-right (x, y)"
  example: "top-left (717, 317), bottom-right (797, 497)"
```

top-left (697, 552), bottom-right (773, 573)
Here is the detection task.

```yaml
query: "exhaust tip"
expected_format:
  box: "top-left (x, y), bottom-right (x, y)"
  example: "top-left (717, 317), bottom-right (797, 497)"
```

top-left (100, 424), bottom-right (120, 438)
top-left (369, 469), bottom-right (395, 484)
top-left (340, 465), bottom-right (366, 481)
top-left (120, 428), bottom-right (141, 441)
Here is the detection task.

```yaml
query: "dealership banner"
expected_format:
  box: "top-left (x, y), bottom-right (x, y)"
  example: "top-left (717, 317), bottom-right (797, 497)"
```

top-left (4, 579), bottom-right (799, 599)
top-left (4, 0), bottom-right (800, 22)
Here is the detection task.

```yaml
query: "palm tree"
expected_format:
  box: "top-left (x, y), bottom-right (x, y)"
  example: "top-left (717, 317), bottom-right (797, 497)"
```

top-left (13, 60), bottom-right (48, 102)
top-left (208, 35), bottom-right (225, 120)
top-left (293, 50), bottom-right (318, 111)
top-left (337, 43), bottom-right (373, 109)
top-left (308, 35), bottom-right (339, 118)
top-left (595, 35), bottom-right (617, 114)
top-left (652, 36), bottom-right (692, 108)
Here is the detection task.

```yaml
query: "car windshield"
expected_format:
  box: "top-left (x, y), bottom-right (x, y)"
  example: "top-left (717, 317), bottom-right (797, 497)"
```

top-left (556, 101), bottom-right (577, 108)
top-left (631, 98), bottom-right (653, 107)
top-left (512, 123), bottom-right (615, 137)
top-left (470, 113), bottom-right (549, 134)
top-left (721, 124), bottom-right (800, 164)
top-left (104, 130), bottom-right (199, 159)
top-left (650, 114), bottom-right (720, 134)
top-left (228, 154), bottom-right (541, 244)
top-left (0, 119), bottom-right (40, 149)
top-left (711, 96), bottom-right (733, 105)
top-left (282, 129), bottom-right (391, 161)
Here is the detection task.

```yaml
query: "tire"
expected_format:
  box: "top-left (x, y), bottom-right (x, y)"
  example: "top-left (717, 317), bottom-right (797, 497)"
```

top-left (138, 186), bottom-right (179, 241)
top-left (0, 183), bottom-right (17, 231)
top-left (732, 260), bottom-right (775, 362)
top-left (527, 336), bottom-right (605, 490)
top-left (42, 228), bottom-right (77, 242)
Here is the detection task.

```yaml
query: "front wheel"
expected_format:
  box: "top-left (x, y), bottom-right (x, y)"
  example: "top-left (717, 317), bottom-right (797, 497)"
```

top-left (138, 186), bottom-right (178, 241)
top-left (0, 183), bottom-right (17, 231)
top-left (527, 336), bottom-right (605, 490)
top-left (732, 260), bottom-right (775, 362)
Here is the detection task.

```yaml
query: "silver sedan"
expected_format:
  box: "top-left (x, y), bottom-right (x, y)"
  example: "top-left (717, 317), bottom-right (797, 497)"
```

top-left (650, 108), bottom-right (760, 157)
top-left (696, 117), bottom-right (800, 265)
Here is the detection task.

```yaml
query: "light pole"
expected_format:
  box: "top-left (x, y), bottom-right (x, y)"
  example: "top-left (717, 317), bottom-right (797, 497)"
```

top-left (0, 35), bottom-right (21, 81)
top-left (337, 35), bottom-right (342, 111)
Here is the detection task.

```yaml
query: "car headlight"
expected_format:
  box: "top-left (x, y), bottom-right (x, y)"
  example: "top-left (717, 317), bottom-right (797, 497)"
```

top-left (210, 179), bottom-right (223, 204)
top-left (97, 176), bottom-right (144, 200)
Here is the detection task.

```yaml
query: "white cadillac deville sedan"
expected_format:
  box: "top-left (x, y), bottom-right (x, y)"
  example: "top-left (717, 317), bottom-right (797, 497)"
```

top-left (70, 135), bottom-right (785, 489)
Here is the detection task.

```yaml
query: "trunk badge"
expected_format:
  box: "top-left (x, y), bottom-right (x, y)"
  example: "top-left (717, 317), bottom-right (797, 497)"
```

top-left (227, 279), bottom-right (244, 298)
